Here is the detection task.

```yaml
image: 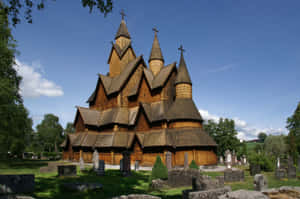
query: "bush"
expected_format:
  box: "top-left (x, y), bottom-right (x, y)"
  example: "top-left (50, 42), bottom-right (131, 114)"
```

top-left (150, 156), bottom-right (168, 180)
top-left (189, 160), bottom-right (199, 169)
top-left (248, 152), bottom-right (274, 172)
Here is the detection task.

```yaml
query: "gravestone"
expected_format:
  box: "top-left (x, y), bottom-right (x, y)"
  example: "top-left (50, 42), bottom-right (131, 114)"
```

top-left (120, 159), bottom-right (124, 172)
top-left (0, 175), bottom-right (35, 194)
top-left (298, 156), bottom-right (300, 171)
top-left (79, 156), bottom-right (85, 171)
top-left (224, 169), bottom-right (244, 182)
top-left (275, 168), bottom-right (286, 180)
top-left (219, 156), bottom-right (224, 165)
top-left (232, 151), bottom-right (236, 165)
top-left (242, 155), bottom-right (247, 165)
top-left (184, 152), bottom-right (188, 169)
top-left (57, 165), bottom-right (77, 176)
top-left (280, 158), bottom-right (288, 169)
top-left (96, 160), bottom-right (105, 176)
top-left (276, 157), bottom-right (280, 169)
top-left (287, 156), bottom-right (296, 179)
top-left (165, 151), bottom-right (172, 170)
top-left (122, 151), bottom-right (131, 176)
top-left (225, 150), bottom-right (232, 169)
top-left (250, 164), bottom-right (261, 176)
top-left (254, 174), bottom-right (267, 191)
top-left (134, 160), bottom-right (139, 171)
top-left (92, 149), bottom-right (99, 170)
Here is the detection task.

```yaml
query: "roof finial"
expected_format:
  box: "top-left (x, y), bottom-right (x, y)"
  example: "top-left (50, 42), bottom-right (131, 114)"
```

top-left (178, 45), bottom-right (185, 54)
top-left (120, 9), bottom-right (126, 20)
top-left (152, 27), bottom-right (159, 35)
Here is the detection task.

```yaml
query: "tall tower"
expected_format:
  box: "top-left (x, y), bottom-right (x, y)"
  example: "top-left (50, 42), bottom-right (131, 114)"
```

top-left (108, 11), bottom-right (136, 77)
top-left (149, 28), bottom-right (164, 76)
top-left (175, 45), bottom-right (192, 99)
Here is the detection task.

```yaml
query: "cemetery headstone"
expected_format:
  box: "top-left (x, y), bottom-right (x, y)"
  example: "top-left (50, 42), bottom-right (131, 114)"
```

top-left (122, 151), bottom-right (131, 176)
top-left (79, 156), bottom-right (85, 171)
top-left (242, 155), bottom-right (247, 165)
top-left (254, 174), bottom-right (267, 191)
top-left (225, 150), bottom-right (232, 169)
top-left (275, 168), bottom-right (286, 180)
top-left (232, 151), bottom-right (236, 165)
top-left (276, 157), bottom-right (280, 169)
top-left (92, 149), bottom-right (99, 170)
top-left (250, 164), bottom-right (261, 176)
top-left (287, 156), bottom-right (296, 179)
top-left (134, 160), bottom-right (139, 171)
top-left (298, 156), bottom-right (300, 172)
top-left (96, 160), bottom-right (105, 176)
top-left (184, 152), bottom-right (188, 169)
top-left (165, 151), bottom-right (172, 170)
top-left (224, 169), bottom-right (244, 182)
top-left (58, 165), bottom-right (77, 177)
top-left (0, 174), bottom-right (35, 194)
top-left (219, 156), bottom-right (224, 165)
top-left (120, 159), bottom-right (124, 172)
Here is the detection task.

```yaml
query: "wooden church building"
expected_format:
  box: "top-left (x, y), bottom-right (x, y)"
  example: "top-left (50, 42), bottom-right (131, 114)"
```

top-left (61, 16), bottom-right (217, 166)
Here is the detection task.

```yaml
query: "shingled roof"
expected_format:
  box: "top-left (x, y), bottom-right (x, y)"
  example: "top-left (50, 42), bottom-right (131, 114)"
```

top-left (67, 128), bottom-right (216, 148)
top-left (75, 106), bottom-right (139, 127)
top-left (115, 19), bottom-right (131, 39)
top-left (149, 33), bottom-right (164, 63)
top-left (175, 52), bottom-right (192, 85)
top-left (107, 42), bottom-right (136, 64)
top-left (166, 98), bottom-right (203, 122)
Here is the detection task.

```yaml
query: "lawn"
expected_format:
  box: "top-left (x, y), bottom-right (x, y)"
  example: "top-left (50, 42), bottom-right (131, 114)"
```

top-left (0, 160), bottom-right (300, 199)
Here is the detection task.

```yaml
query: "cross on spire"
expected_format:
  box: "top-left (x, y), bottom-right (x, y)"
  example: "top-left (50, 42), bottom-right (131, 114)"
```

top-left (152, 27), bottom-right (159, 35)
top-left (120, 9), bottom-right (126, 20)
top-left (178, 45), bottom-right (185, 53)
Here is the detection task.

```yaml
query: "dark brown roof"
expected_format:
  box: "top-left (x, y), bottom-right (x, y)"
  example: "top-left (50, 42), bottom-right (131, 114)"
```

top-left (67, 128), bottom-right (216, 148)
top-left (143, 62), bottom-right (176, 90)
top-left (60, 134), bottom-right (77, 147)
top-left (75, 106), bottom-right (139, 127)
top-left (107, 42), bottom-right (136, 64)
top-left (175, 52), bottom-right (192, 85)
top-left (141, 101), bottom-right (171, 122)
top-left (115, 19), bottom-right (131, 39)
top-left (166, 98), bottom-right (202, 122)
top-left (149, 33), bottom-right (164, 63)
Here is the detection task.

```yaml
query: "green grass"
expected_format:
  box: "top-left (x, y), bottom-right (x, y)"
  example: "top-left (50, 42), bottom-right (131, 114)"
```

top-left (1, 159), bottom-right (300, 199)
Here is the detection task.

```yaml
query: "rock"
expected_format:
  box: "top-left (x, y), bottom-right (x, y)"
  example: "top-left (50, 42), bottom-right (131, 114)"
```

top-left (254, 174), bottom-right (268, 191)
top-left (151, 179), bottom-right (168, 190)
top-left (218, 190), bottom-right (270, 199)
top-left (183, 186), bottom-right (231, 199)
top-left (112, 194), bottom-right (161, 199)
top-left (0, 175), bottom-right (35, 194)
top-left (262, 186), bottom-right (300, 199)
top-left (0, 196), bottom-right (36, 199)
top-left (167, 168), bottom-right (202, 187)
top-left (193, 176), bottom-right (224, 191)
top-left (62, 182), bottom-right (102, 192)
top-left (224, 169), bottom-right (244, 182)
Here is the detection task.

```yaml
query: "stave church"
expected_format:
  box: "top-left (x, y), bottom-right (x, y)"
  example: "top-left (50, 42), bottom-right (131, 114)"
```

top-left (61, 14), bottom-right (217, 166)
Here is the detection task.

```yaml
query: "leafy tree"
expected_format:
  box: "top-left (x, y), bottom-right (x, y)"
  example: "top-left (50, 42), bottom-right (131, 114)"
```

top-left (258, 132), bottom-right (267, 143)
top-left (2, 0), bottom-right (113, 26)
top-left (36, 114), bottom-right (63, 152)
top-left (203, 118), bottom-right (240, 157)
top-left (264, 135), bottom-right (287, 157)
top-left (150, 156), bottom-right (168, 181)
top-left (286, 102), bottom-right (300, 162)
top-left (64, 122), bottom-right (75, 134)
top-left (0, 2), bottom-right (33, 157)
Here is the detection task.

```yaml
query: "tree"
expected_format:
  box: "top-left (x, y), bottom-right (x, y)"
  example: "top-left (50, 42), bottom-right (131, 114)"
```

top-left (64, 122), bottom-right (75, 135)
top-left (258, 132), bottom-right (267, 143)
top-left (264, 135), bottom-right (287, 157)
top-left (36, 114), bottom-right (63, 152)
top-left (2, 0), bottom-right (113, 26)
top-left (203, 118), bottom-right (240, 157)
top-left (286, 101), bottom-right (300, 162)
top-left (0, 2), bottom-right (33, 157)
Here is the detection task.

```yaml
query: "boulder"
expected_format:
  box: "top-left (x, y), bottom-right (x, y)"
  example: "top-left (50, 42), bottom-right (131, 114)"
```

top-left (182, 186), bottom-right (231, 199)
top-left (112, 194), bottom-right (161, 199)
top-left (262, 186), bottom-right (300, 199)
top-left (218, 190), bottom-right (270, 199)
top-left (62, 182), bottom-right (102, 192)
top-left (151, 179), bottom-right (168, 190)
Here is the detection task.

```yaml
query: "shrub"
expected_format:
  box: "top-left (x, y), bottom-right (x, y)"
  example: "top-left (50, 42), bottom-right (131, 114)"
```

top-left (189, 160), bottom-right (199, 169)
top-left (150, 155), bottom-right (168, 180)
top-left (249, 152), bottom-right (274, 172)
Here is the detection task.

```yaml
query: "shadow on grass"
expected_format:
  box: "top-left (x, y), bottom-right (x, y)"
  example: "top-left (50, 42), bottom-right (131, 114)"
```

top-left (0, 159), bottom-right (48, 170)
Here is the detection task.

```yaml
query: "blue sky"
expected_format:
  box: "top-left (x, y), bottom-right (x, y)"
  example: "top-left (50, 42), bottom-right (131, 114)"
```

top-left (12, 0), bottom-right (300, 140)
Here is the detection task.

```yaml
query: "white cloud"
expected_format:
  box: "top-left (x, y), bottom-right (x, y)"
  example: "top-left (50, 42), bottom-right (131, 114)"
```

top-left (13, 60), bottom-right (64, 98)
top-left (199, 109), bottom-right (287, 141)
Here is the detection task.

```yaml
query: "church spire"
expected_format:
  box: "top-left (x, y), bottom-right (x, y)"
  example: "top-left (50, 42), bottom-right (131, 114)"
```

top-left (175, 45), bottom-right (192, 85)
top-left (149, 28), bottom-right (164, 75)
top-left (115, 10), bottom-right (131, 40)
top-left (175, 45), bottom-right (192, 99)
